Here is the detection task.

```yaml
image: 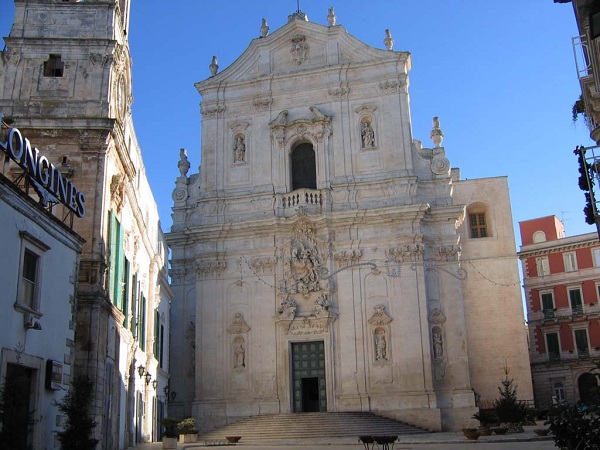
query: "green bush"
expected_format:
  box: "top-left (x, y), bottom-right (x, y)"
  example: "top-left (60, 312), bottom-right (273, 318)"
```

top-left (546, 361), bottom-right (600, 449)
top-left (177, 417), bottom-right (198, 434)
top-left (56, 375), bottom-right (99, 450)
top-left (546, 404), bottom-right (599, 450)
top-left (160, 418), bottom-right (180, 438)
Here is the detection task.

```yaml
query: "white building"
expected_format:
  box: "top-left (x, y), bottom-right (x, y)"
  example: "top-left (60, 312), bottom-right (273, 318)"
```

top-left (0, 127), bottom-right (84, 449)
top-left (167, 9), bottom-right (532, 432)
top-left (0, 1), bottom-right (173, 448)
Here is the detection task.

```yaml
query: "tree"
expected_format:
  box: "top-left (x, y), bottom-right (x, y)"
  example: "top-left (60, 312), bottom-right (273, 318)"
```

top-left (56, 375), bottom-right (99, 450)
top-left (494, 365), bottom-right (527, 425)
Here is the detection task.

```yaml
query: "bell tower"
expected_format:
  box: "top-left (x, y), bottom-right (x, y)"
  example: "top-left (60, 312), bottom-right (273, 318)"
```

top-left (0, 1), bottom-right (157, 449)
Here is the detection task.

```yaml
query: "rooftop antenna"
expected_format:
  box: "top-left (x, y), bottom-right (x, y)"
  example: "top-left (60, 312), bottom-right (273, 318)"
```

top-left (297, 0), bottom-right (301, 12)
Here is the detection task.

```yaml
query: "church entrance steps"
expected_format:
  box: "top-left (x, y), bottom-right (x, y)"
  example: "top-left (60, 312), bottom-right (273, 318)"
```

top-left (198, 412), bottom-right (429, 443)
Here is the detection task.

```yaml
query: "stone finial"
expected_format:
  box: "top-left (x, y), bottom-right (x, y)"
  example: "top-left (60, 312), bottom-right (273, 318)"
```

top-left (209, 56), bottom-right (219, 77)
top-left (384, 29), bottom-right (394, 51)
top-left (327, 7), bottom-right (336, 26)
top-left (430, 116), bottom-right (444, 148)
top-left (178, 147), bottom-right (190, 177)
top-left (260, 18), bottom-right (270, 37)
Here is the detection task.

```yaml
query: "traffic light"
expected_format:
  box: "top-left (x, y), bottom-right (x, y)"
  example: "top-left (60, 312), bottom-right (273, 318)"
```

top-left (575, 146), bottom-right (597, 225)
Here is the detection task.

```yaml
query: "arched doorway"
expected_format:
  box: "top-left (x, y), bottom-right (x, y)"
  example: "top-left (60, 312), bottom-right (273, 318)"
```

top-left (291, 143), bottom-right (316, 190)
top-left (578, 372), bottom-right (599, 404)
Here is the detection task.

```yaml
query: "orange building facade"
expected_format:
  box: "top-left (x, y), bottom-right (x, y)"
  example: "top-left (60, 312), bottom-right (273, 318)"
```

top-left (519, 216), bottom-right (600, 408)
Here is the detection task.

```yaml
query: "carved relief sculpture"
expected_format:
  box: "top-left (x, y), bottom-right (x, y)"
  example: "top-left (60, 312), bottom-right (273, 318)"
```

top-left (432, 326), bottom-right (444, 360)
top-left (368, 304), bottom-right (393, 326)
top-left (228, 312), bottom-right (251, 334)
top-left (290, 34), bottom-right (309, 65)
top-left (278, 296), bottom-right (297, 320)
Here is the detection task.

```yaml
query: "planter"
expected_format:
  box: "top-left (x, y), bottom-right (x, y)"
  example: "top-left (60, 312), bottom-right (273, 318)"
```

top-left (162, 437), bottom-right (177, 449)
top-left (225, 436), bottom-right (242, 443)
top-left (462, 428), bottom-right (480, 440)
top-left (479, 426), bottom-right (492, 436)
top-left (179, 433), bottom-right (197, 443)
top-left (492, 427), bottom-right (508, 435)
top-left (534, 428), bottom-right (550, 436)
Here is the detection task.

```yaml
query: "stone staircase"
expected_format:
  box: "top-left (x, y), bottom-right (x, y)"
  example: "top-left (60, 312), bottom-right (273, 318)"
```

top-left (198, 412), bottom-right (429, 444)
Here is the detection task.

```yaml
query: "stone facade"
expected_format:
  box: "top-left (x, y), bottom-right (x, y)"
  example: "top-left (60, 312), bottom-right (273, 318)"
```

top-left (167, 10), bottom-right (533, 432)
top-left (0, 1), bottom-right (172, 448)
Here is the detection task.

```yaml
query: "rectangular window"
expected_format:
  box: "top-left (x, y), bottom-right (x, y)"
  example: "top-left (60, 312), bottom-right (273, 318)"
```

top-left (122, 259), bottom-right (130, 328)
top-left (21, 250), bottom-right (39, 309)
top-left (16, 231), bottom-right (50, 313)
top-left (131, 274), bottom-right (139, 338)
top-left (139, 296), bottom-right (147, 351)
top-left (108, 211), bottom-right (125, 310)
top-left (564, 252), bottom-right (577, 272)
top-left (541, 292), bottom-right (555, 318)
top-left (574, 329), bottom-right (590, 359)
top-left (569, 288), bottom-right (584, 315)
top-left (593, 248), bottom-right (600, 267)
top-left (469, 213), bottom-right (487, 238)
top-left (536, 257), bottom-right (550, 277)
top-left (159, 324), bottom-right (164, 368)
top-left (546, 332), bottom-right (560, 361)
top-left (43, 54), bottom-right (64, 77)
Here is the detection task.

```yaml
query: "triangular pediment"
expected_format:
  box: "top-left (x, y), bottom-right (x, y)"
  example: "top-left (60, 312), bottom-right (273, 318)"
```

top-left (195, 19), bottom-right (410, 92)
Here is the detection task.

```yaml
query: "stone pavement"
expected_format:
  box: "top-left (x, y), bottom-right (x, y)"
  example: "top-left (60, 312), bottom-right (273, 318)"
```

top-left (130, 426), bottom-right (556, 450)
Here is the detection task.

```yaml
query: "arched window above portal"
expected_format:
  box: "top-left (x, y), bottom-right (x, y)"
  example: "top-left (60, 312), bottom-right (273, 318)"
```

top-left (291, 142), bottom-right (316, 191)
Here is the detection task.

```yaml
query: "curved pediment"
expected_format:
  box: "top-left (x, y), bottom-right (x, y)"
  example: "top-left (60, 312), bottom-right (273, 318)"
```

top-left (195, 19), bottom-right (410, 94)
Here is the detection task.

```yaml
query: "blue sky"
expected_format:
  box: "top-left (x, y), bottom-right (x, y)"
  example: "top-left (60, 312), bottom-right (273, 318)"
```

top-left (0, 1), bottom-right (596, 244)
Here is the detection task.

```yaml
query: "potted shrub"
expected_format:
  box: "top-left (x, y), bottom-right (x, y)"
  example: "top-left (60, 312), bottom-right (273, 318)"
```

top-left (473, 409), bottom-right (495, 435)
top-left (160, 418), bottom-right (179, 449)
top-left (462, 428), bottom-right (480, 440)
top-left (178, 417), bottom-right (198, 444)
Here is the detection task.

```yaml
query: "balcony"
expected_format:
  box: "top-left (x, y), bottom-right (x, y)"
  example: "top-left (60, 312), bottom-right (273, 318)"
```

top-left (548, 352), bottom-right (561, 362)
top-left (275, 188), bottom-right (327, 218)
top-left (543, 309), bottom-right (556, 320)
top-left (571, 305), bottom-right (584, 317)
top-left (577, 349), bottom-right (591, 359)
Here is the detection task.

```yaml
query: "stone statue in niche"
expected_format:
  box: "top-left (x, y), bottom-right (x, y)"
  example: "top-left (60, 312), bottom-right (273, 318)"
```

top-left (234, 135), bottom-right (246, 162)
top-left (375, 327), bottom-right (387, 361)
top-left (432, 326), bottom-right (444, 359)
top-left (361, 118), bottom-right (375, 148)
top-left (233, 336), bottom-right (246, 368)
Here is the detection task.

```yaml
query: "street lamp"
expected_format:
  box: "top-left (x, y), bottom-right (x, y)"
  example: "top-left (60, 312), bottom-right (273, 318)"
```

top-left (144, 372), bottom-right (152, 385)
top-left (137, 365), bottom-right (145, 378)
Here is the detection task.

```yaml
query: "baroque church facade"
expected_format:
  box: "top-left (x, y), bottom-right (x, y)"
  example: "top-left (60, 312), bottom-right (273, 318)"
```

top-left (1, 1), bottom-right (172, 448)
top-left (168, 9), bottom-right (533, 432)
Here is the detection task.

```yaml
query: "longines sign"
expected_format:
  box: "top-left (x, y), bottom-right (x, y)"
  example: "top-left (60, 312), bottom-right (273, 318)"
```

top-left (0, 127), bottom-right (85, 218)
